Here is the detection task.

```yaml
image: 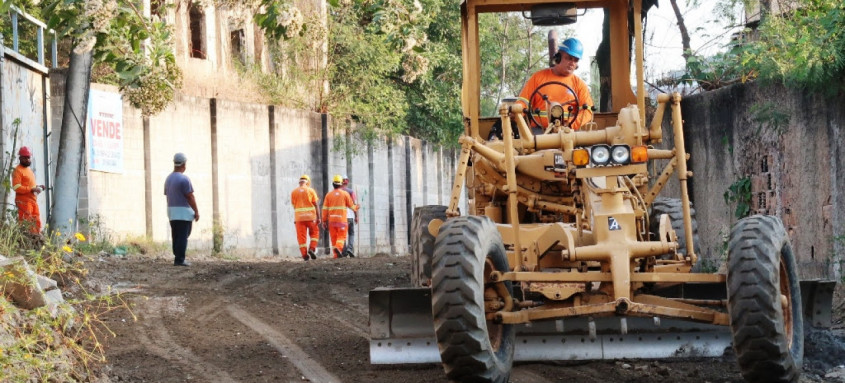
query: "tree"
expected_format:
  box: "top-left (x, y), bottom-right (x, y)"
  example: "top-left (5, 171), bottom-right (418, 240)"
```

top-left (740, 0), bottom-right (845, 93)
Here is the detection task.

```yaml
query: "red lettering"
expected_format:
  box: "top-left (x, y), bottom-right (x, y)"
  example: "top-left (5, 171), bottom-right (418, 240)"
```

top-left (91, 119), bottom-right (121, 140)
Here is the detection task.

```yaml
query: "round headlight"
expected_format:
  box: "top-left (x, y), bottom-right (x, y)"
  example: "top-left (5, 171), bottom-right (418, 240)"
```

top-left (591, 145), bottom-right (610, 165)
top-left (611, 145), bottom-right (630, 164)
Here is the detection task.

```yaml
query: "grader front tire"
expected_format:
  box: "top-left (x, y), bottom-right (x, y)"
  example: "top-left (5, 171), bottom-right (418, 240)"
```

top-left (431, 216), bottom-right (514, 383)
top-left (727, 215), bottom-right (803, 383)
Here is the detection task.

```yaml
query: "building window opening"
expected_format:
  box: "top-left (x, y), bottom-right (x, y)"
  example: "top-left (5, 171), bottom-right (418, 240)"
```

top-left (231, 29), bottom-right (245, 65)
top-left (189, 2), bottom-right (206, 59)
top-left (151, 0), bottom-right (164, 19)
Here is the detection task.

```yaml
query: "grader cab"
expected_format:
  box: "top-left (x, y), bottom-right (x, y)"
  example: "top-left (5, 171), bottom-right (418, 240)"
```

top-left (369, 0), bottom-right (835, 382)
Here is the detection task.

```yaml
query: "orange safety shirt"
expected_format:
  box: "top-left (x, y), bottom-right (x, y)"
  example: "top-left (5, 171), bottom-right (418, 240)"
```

top-left (518, 68), bottom-right (594, 131)
top-left (291, 186), bottom-right (319, 222)
top-left (12, 165), bottom-right (37, 204)
top-left (322, 189), bottom-right (357, 224)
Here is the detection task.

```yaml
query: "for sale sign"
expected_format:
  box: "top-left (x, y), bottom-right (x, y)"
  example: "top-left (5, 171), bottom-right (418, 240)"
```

top-left (86, 89), bottom-right (124, 173)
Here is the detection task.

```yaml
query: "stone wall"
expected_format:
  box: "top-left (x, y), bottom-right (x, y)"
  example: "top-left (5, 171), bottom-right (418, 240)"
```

top-left (673, 82), bottom-right (844, 280)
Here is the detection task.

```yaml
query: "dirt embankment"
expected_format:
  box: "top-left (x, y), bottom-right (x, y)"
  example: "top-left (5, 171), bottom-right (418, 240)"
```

top-left (85, 252), bottom-right (845, 383)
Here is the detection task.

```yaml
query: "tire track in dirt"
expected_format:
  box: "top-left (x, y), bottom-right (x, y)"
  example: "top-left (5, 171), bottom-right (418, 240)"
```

top-left (248, 280), bottom-right (370, 339)
top-left (226, 304), bottom-right (343, 383)
top-left (135, 296), bottom-right (239, 382)
top-left (510, 367), bottom-right (555, 383)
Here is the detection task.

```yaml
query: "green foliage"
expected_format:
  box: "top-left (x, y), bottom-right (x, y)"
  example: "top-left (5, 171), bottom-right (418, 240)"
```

top-left (0, 2), bottom-right (46, 63)
top-left (723, 176), bottom-right (752, 219)
top-left (743, 0), bottom-right (845, 93)
top-left (37, 0), bottom-right (182, 116)
top-left (212, 220), bottom-right (224, 256)
top-left (251, 0), bottom-right (468, 144)
top-left (686, 0), bottom-right (845, 93)
top-left (0, 119), bottom-right (21, 221)
top-left (478, 13), bottom-right (554, 117)
top-left (76, 215), bottom-right (114, 254)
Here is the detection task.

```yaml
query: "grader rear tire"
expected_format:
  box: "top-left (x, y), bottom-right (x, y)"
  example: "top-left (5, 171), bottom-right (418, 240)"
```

top-left (431, 216), bottom-right (514, 383)
top-left (410, 205), bottom-right (447, 287)
top-left (727, 215), bottom-right (803, 383)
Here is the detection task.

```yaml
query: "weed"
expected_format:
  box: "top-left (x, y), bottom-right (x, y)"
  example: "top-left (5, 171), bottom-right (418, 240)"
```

top-left (0, 219), bottom-right (132, 381)
top-left (212, 220), bottom-right (225, 257)
top-left (724, 177), bottom-right (752, 219)
top-left (76, 215), bottom-right (114, 254)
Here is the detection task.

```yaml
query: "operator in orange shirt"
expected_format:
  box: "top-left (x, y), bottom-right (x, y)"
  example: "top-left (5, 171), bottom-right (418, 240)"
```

top-left (291, 174), bottom-right (321, 261)
top-left (322, 175), bottom-right (358, 259)
top-left (518, 37), bottom-right (594, 131)
top-left (12, 146), bottom-right (45, 234)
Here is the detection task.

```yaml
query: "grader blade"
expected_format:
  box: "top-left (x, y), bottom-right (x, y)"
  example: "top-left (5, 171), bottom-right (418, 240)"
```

top-left (369, 287), bottom-right (734, 364)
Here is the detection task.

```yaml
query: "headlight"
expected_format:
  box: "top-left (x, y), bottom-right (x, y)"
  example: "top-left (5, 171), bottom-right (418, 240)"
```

top-left (611, 145), bottom-right (631, 164)
top-left (590, 145), bottom-right (610, 166)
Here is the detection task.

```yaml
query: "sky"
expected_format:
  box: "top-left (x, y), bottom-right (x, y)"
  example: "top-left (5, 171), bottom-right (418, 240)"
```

top-left (567, 1), bottom-right (745, 86)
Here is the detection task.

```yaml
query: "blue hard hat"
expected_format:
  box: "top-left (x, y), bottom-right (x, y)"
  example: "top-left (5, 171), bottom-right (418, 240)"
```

top-left (558, 38), bottom-right (584, 60)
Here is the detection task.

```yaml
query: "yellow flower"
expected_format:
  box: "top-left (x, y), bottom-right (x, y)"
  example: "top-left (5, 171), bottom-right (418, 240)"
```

top-left (62, 245), bottom-right (73, 253)
top-left (75, 233), bottom-right (87, 242)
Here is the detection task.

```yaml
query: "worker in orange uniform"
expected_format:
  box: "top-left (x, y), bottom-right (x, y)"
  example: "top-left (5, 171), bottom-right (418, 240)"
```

top-left (518, 37), bottom-right (594, 131)
top-left (291, 174), bottom-right (321, 261)
top-left (12, 146), bottom-right (45, 234)
top-left (322, 175), bottom-right (358, 259)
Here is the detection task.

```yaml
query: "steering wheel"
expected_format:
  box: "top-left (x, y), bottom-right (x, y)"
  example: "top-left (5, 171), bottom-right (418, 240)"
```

top-left (525, 81), bottom-right (580, 129)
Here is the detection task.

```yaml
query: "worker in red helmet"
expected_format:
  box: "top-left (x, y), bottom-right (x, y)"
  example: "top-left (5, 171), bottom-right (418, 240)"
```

top-left (322, 175), bottom-right (357, 259)
top-left (12, 146), bottom-right (45, 234)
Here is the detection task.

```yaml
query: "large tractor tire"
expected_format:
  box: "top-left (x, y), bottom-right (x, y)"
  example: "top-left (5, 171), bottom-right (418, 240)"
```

top-left (410, 205), bottom-right (447, 287)
top-left (650, 197), bottom-right (701, 266)
top-left (727, 215), bottom-right (803, 383)
top-left (431, 216), bottom-right (514, 383)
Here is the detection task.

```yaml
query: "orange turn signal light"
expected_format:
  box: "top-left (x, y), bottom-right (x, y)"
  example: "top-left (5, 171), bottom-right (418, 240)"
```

top-left (631, 145), bottom-right (648, 163)
top-left (572, 148), bottom-right (589, 166)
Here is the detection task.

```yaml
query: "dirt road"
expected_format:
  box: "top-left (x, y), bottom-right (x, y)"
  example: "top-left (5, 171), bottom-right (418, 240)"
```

top-left (88, 253), bottom-right (844, 383)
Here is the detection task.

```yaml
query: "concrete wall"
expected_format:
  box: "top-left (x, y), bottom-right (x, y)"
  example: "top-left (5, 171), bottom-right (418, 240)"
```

top-left (48, 77), bottom-right (461, 259)
top-left (675, 82), bottom-right (844, 280)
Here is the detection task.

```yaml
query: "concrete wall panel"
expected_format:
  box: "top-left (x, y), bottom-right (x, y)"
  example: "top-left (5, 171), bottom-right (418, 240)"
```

top-left (273, 107), bottom-right (323, 256)
top-left (215, 99), bottom-right (271, 255)
top-left (85, 84), bottom-right (146, 238)
top-left (148, 94), bottom-right (214, 246)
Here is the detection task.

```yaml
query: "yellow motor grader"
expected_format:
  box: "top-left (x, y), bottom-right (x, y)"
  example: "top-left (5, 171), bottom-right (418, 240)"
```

top-left (369, 0), bottom-right (835, 382)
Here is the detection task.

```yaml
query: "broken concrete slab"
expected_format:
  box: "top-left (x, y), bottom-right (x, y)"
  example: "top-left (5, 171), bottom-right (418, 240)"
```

top-left (1, 257), bottom-right (47, 309)
top-left (37, 274), bottom-right (58, 292)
